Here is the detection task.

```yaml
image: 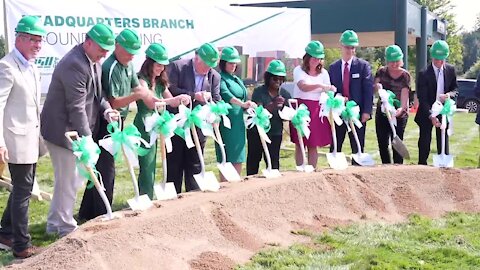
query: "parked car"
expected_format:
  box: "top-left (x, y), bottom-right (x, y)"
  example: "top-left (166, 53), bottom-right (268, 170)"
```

top-left (456, 79), bottom-right (479, 113)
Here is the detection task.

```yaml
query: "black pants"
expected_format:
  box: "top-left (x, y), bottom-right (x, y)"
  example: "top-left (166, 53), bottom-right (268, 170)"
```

top-left (78, 117), bottom-right (115, 220)
top-left (0, 163), bottom-right (36, 252)
top-left (417, 117), bottom-right (449, 165)
top-left (166, 134), bottom-right (205, 194)
top-left (375, 110), bottom-right (408, 164)
top-left (246, 128), bottom-right (282, 175)
top-left (329, 121), bottom-right (367, 164)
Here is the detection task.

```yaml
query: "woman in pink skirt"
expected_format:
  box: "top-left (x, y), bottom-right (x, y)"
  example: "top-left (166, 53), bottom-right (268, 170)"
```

top-left (290, 40), bottom-right (336, 169)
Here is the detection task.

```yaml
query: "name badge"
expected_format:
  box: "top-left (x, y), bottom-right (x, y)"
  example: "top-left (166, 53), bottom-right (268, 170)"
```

top-left (352, 73), bottom-right (360, 79)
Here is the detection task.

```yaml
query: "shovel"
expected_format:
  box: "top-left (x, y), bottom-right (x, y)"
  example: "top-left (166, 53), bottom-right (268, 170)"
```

top-left (327, 110), bottom-right (348, 170)
top-left (288, 99), bottom-right (314, 172)
top-left (191, 121), bottom-right (220, 192)
top-left (384, 107), bottom-right (410, 159)
top-left (257, 125), bottom-right (282, 178)
top-left (65, 131), bottom-right (115, 221)
top-left (153, 102), bottom-right (178, 200)
top-left (349, 120), bottom-right (375, 166)
top-left (213, 123), bottom-right (242, 182)
top-left (433, 114), bottom-right (454, 168)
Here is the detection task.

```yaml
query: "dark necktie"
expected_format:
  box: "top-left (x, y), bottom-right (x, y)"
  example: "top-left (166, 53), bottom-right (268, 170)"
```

top-left (343, 62), bottom-right (350, 99)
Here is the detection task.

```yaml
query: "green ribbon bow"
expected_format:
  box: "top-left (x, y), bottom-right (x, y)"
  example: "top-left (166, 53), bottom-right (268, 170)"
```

top-left (153, 110), bottom-right (176, 136)
top-left (326, 91), bottom-right (343, 109)
top-left (174, 105), bottom-right (204, 139)
top-left (72, 136), bottom-right (100, 189)
top-left (209, 101), bottom-right (232, 122)
top-left (440, 99), bottom-right (454, 116)
top-left (253, 106), bottom-right (271, 133)
top-left (387, 90), bottom-right (401, 108)
top-left (341, 100), bottom-right (360, 121)
top-left (107, 122), bottom-right (149, 159)
top-left (291, 104), bottom-right (310, 137)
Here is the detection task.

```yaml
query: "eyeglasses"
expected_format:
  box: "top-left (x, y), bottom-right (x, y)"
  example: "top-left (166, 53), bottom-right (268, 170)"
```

top-left (271, 76), bottom-right (285, 82)
top-left (19, 34), bottom-right (43, 45)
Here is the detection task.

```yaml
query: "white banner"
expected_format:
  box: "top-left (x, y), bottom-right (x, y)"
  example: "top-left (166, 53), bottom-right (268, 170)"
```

top-left (4, 0), bottom-right (311, 93)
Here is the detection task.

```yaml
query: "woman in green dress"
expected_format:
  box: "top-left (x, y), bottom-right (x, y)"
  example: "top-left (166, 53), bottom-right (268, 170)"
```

top-left (135, 43), bottom-right (190, 199)
top-left (215, 47), bottom-right (256, 181)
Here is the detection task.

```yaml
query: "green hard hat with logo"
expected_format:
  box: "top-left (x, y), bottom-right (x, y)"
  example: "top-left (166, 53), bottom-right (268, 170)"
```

top-left (116, 28), bottom-right (141, 55)
top-left (266, 60), bottom-right (286, 76)
top-left (197, 42), bottom-right (219, 68)
top-left (430, 40), bottom-right (449, 60)
top-left (87, 23), bottom-right (115, 51)
top-left (385, 45), bottom-right (404, 62)
top-left (15, 15), bottom-right (46, 37)
top-left (220, 46), bottom-right (241, 63)
top-left (340, 30), bottom-right (359, 47)
top-left (305, 40), bottom-right (325, 59)
top-left (146, 43), bottom-right (169, 65)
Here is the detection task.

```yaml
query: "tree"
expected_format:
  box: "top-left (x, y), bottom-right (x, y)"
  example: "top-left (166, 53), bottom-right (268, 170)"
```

top-left (462, 31), bottom-right (480, 73)
top-left (415, 0), bottom-right (463, 72)
top-left (464, 59), bottom-right (480, 79)
top-left (0, 36), bottom-right (6, 59)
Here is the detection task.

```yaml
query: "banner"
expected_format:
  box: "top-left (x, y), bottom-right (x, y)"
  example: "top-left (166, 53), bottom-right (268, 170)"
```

top-left (4, 0), bottom-right (311, 93)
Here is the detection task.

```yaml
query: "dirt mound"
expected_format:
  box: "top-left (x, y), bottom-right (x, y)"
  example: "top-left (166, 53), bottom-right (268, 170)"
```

top-left (7, 166), bottom-right (480, 270)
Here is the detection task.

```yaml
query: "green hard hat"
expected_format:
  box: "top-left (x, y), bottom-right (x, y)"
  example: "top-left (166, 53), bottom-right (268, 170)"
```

top-left (15, 16), bottom-right (46, 37)
top-left (340, 30), bottom-right (359, 47)
top-left (266, 60), bottom-right (286, 76)
top-left (220, 46), bottom-right (241, 63)
top-left (146, 43), bottom-right (169, 65)
top-left (197, 42), bottom-right (219, 68)
top-left (87, 23), bottom-right (115, 51)
top-left (305, 40), bottom-right (325, 59)
top-left (385, 45), bottom-right (404, 62)
top-left (116, 29), bottom-right (141, 55)
top-left (430, 40), bottom-right (449, 60)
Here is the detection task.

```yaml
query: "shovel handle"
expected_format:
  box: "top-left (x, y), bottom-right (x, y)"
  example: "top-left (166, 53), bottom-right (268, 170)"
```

top-left (121, 145), bottom-right (141, 199)
top-left (384, 106), bottom-right (398, 137)
top-left (65, 131), bottom-right (79, 143)
top-left (256, 125), bottom-right (274, 171)
top-left (288, 98), bottom-right (298, 109)
top-left (155, 101), bottom-right (167, 114)
top-left (349, 120), bottom-right (363, 155)
top-left (213, 124), bottom-right (227, 164)
top-left (329, 110), bottom-right (338, 154)
top-left (191, 124), bottom-right (206, 174)
top-left (159, 135), bottom-right (168, 183)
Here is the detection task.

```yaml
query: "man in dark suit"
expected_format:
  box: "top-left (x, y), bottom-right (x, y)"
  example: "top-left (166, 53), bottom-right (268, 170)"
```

top-left (41, 23), bottom-right (117, 237)
top-left (415, 40), bottom-right (458, 165)
top-left (475, 72), bottom-right (480, 167)
top-left (328, 30), bottom-right (374, 159)
top-left (166, 42), bottom-right (221, 193)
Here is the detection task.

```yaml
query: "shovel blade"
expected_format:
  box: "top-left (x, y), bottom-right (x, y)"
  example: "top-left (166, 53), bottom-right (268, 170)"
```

top-left (352, 153), bottom-right (375, 166)
top-left (127, 194), bottom-right (153, 211)
top-left (261, 168), bottom-right (282, 178)
top-left (433, 154), bottom-right (454, 168)
top-left (217, 162), bottom-right (241, 182)
top-left (295, 164), bottom-right (315, 173)
top-left (154, 182), bottom-right (178, 201)
top-left (327, 152), bottom-right (348, 170)
top-left (392, 136), bottom-right (410, 159)
top-left (194, 171), bottom-right (220, 192)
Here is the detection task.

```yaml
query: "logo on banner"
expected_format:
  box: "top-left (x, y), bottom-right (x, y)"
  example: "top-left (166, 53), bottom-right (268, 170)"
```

top-left (36, 56), bottom-right (60, 73)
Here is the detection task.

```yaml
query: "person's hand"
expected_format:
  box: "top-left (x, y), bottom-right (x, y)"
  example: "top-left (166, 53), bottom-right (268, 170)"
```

top-left (329, 85), bottom-right (337, 92)
top-left (376, 83), bottom-right (383, 90)
top-left (105, 109), bottom-right (120, 122)
top-left (274, 96), bottom-right (285, 107)
top-left (0, 146), bottom-right (8, 164)
top-left (194, 91), bottom-right (212, 104)
top-left (143, 95), bottom-right (162, 109)
top-left (361, 113), bottom-right (370, 123)
top-left (173, 94), bottom-right (191, 107)
top-left (395, 107), bottom-right (405, 117)
top-left (438, 93), bottom-right (450, 103)
top-left (241, 100), bottom-right (257, 109)
top-left (134, 86), bottom-right (152, 101)
top-left (431, 116), bottom-right (441, 127)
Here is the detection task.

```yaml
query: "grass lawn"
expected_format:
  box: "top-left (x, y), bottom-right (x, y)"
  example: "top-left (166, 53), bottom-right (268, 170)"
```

top-left (0, 111), bottom-right (478, 266)
top-left (238, 212), bottom-right (480, 270)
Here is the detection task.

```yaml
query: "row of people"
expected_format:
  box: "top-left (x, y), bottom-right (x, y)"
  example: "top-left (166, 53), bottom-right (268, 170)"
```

top-left (0, 16), bottom-right (460, 258)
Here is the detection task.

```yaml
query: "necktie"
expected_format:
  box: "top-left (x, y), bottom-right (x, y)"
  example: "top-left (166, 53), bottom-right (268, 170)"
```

top-left (436, 68), bottom-right (444, 99)
top-left (343, 62), bottom-right (350, 99)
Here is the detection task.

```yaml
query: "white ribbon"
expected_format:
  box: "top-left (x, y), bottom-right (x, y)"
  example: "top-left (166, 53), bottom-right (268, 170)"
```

top-left (144, 112), bottom-right (177, 153)
top-left (245, 107), bottom-right (272, 144)
top-left (431, 99), bottom-right (456, 136)
top-left (279, 104), bottom-right (311, 139)
top-left (319, 92), bottom-right (345, 126)
top-left (378, 89), bottom-right (398, 126)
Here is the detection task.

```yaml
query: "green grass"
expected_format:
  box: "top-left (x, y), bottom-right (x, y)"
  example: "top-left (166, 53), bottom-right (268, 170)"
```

top-left (0, 111), bottom-right (478, 266)
top-left (238, 212), bottom-right (480, 270)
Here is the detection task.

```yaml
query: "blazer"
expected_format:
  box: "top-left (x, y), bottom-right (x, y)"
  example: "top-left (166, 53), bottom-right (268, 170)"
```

top-left (41, 44), bottom-right (111, 149)
top-left (474, 72), bottom-right (480, 125)
top-left (0, 51), bottom-right (44, 164)
top-left (167, 58), bottom-right (221, 111)
top-left (329, 57), bottom-right (374, 115)
top-left (414, 63), bottom-right (458, 124)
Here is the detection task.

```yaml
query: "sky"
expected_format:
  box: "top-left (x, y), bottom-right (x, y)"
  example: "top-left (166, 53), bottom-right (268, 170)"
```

top-left (0, 0), bottom-right (478, 36)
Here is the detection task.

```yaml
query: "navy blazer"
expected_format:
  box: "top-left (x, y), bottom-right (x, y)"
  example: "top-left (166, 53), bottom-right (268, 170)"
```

top-left (328, 57), bottom-right (374, 115)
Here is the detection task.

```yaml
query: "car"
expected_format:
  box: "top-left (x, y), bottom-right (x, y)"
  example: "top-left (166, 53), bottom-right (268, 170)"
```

top-left (456, 79), bottom-right (479, 113)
